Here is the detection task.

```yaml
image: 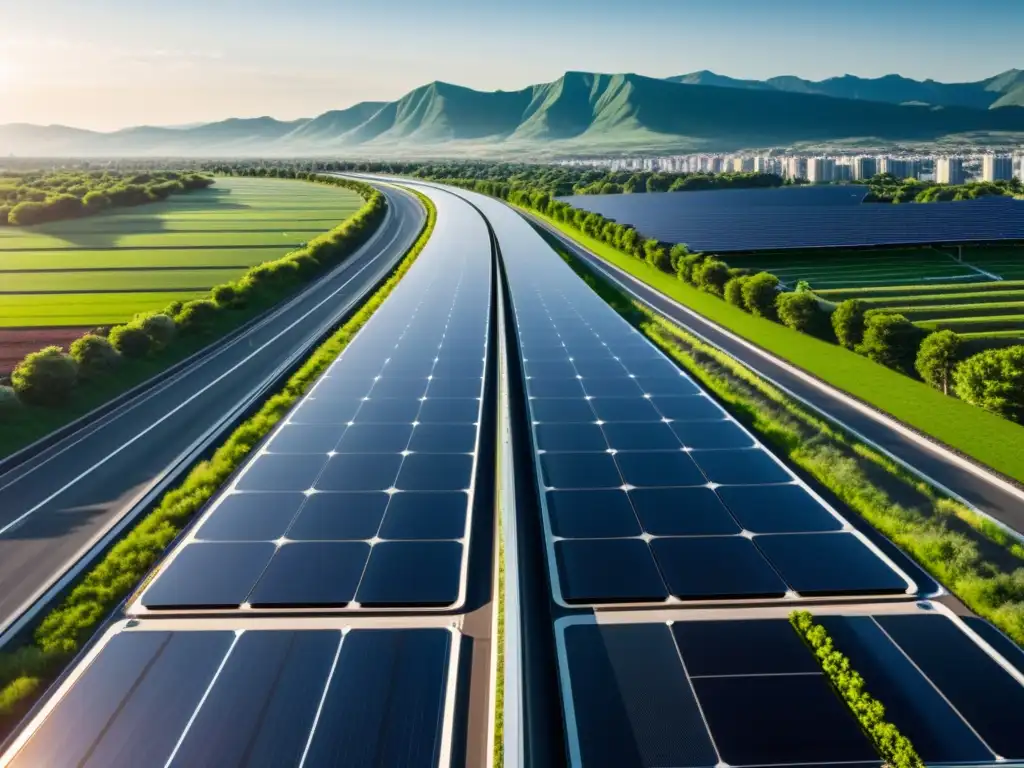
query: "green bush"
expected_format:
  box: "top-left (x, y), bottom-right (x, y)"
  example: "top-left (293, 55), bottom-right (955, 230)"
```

top-left (777, 291), bottom-right (830, 338)
top-left (211, 282), bottom-right (239, 308)
top-left (174, 299), bottom-right (220, 333)
top-left (694, 258), bottom-right (730, 296)
top-left (857, 313), bottom-right (925, 376)
top-left (954, 346), bottom-right (1024, 421)
top-left (68, 334), bottom-right (120, 378)
top-left (832, 298), bottom-right (867, 349)
top-left (724, 276), bottom-right (750, 310)
top-left (10, 346), bottom-right (78, 406)
top-left (108, 324), bottom-right (152, 359)
top-left (741, 272), bottom-right (780, 319)
top-left (791, 611), bottom-right (923, 768)
top-left (677, 253), bottom-right (707, 284)
top-left (0, 385), bottom-right (21, 415)
top-left (668, 244), bottom-right (689, 273)
top-left (643, 239), bottom-right (669, 272)
top-left (138, 313), bottom-right (176, 350)
top-left (915, 330), bottom-right (961, 395)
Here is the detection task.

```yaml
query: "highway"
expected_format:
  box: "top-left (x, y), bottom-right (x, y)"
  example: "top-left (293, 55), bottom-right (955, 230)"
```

top-left (0, 183), bottom-right (425, 641)
top-left (525, 211), bottom-right (1024, 536)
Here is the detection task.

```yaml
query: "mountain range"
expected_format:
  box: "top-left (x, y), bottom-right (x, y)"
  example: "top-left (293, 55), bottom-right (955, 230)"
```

top-left (3, 70), bottom-right (1024, 158)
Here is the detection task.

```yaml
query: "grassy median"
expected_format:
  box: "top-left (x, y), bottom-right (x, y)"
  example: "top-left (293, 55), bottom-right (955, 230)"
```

top-left (0, 188), bottom-right (436, 733)
top-left (527, 210), bottom-right (1024, 484)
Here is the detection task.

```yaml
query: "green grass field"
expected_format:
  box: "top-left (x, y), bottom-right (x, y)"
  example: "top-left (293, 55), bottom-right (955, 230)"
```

top-left (730, 245), bottom-right (1024, 345)
top-left (530, 210), bottom-right (1024, 483)
top-left (0, 177), bottom-right (363, 328)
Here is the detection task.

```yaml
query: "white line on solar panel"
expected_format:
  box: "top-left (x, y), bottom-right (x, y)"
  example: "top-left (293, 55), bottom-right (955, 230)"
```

top-left (162, 630), bottom-right (241, 768)
top-left (297, 630), bottom-right (346, 768)
top-left (868, 616), bottom-right (998, 760)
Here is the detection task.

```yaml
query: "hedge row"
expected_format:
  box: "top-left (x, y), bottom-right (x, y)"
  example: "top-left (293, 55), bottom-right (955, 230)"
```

top-left (3, 175), bottom-right (385, 414)
top-left (430, 177), bottom-right (1024, 425)
top-left (0, 188), bottom-right (436, 732)
top-left (552, 234), bottom-right (1024, 652)
top-left (791, 611), bottom-right (923, 768)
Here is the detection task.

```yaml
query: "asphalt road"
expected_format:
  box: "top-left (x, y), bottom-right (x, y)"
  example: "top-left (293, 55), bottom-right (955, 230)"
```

top-left (526, 211), bottom-right (1024, 536)
top-left (0, 183), bottom-right (425, 636)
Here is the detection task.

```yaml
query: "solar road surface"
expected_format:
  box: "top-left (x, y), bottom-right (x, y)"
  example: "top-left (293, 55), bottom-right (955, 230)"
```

top-left (131, 197), bottom-right (493, 614)
top-left (561, 186), bottom-right (1024, 252)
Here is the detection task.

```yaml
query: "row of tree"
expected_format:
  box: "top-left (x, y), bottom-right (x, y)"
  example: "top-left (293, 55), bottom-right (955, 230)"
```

top-left (0, 170), bottom-right (213, 227)
top-left (860, 173), bottom-right (1022, 203)
top-left (2, 175), bottom-right (385, 411)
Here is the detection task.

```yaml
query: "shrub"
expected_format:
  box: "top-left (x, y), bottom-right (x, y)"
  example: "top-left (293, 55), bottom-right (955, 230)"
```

top-left (163, 299), bottom-right (185, 317)
top-left (0, 385), bottom-right (21, 415)
top-left (915, 330), bottom-right (962, 395)
top-left (68, 334), bottom-right (120, 378)
top-left (741, 272), bottom-right (780, 319)
top-left (10, 346), bottom-right (78, 406)
top-left (777, 291), bottom-right (830, 338)
top-left (791, 611), bottom-right (923, 768)
top-left (643, 239), bottom-right (669, 272)
top-left (668, 244), bottom-right (689, 273)
top-left (831, 299), bottom-right (866, 349)
top-left (139, 313), bottom-right (176, 350)
top-left (677, 253), bottom-right (706, 284)
top-left (174, 299), bottom-right (221, 333)
top-left (857, 313), bottom-right (924, 376)
top-left (724, 276), bottom-right (749, 309)
top-left (108, 324), bottom-right (152, 359)
top-left (694, 259), bottom-right (730, 296)
top-left (795, 279), bottom-right (812, 293)
top-left (211, 282), bottom-right (239, 308)
top-left (954, 346), bottom-right (1024, 421)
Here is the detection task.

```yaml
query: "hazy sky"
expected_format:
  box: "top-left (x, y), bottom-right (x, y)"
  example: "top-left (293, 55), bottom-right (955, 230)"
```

top-left (2, 0), bottom-right (1022, 130)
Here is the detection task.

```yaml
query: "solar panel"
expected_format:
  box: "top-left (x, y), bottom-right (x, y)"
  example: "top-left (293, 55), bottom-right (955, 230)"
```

top-left (1, 622), bottom-right (464, 768)
top-left (486, 196), bottom-right (915, 606)
top-left (555, 609), bottom-right (1024, 768)
top-left (133, 195), bottom-right (493, 614)
top-left (560, 189), bottom-right (1024, 252)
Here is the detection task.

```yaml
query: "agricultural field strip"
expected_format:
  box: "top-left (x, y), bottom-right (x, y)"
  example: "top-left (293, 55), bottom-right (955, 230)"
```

top-left (0, 269), bottom-right (244, 294)
top-left (0, 249), bottom-right (300, 272)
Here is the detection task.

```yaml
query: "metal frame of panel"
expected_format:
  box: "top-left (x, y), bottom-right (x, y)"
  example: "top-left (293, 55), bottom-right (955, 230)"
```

top-left (0, 618), bottom-right (467, 768)
top-left (501, 257), bottom-right (917, 608)
top-left (127, 223), bottom-right (494, 617)
top-left (553, 601), bottom-right (1024, 768)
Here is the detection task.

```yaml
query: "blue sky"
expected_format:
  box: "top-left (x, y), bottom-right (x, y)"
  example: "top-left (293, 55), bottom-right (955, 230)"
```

top-left (1, 0), bottom-right (1021, 129)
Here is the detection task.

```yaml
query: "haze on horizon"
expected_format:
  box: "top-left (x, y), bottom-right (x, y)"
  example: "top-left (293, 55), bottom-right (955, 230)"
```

top-left (2, 0), bottom-right (1022, 132)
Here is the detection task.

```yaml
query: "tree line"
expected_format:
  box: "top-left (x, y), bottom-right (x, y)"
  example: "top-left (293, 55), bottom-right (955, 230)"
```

top-left (0, 170), bottom-right (213, 227)
top-left (860, 173), bottom-right (1023, 203)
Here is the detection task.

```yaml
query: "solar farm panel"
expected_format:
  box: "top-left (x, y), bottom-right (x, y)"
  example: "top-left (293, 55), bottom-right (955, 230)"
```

top-left (555, 608), bottom-right (1024, 768)
top-left (560, 189), bottom-right (1024, 252)
top-left (486, 198), bottom-right (915, 606)
top-left (133, 195), bottom-right (493, 613)
top-left (1, 623), bottom-right (463, 768)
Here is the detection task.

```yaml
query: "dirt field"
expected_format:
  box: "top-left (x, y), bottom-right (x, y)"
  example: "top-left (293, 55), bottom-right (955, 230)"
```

top-left (0, 328), bottom-right (92, 375)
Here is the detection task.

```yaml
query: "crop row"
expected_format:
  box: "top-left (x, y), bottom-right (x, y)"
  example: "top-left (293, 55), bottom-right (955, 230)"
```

top-left (816, 279), bottom-right (1024, 300)
top-left (918, 315), bottom-right (1024, 333)
top-left (868, 301), bottom-right (1024, 322)
top-left (861, 288), bottom-right (1024, 307)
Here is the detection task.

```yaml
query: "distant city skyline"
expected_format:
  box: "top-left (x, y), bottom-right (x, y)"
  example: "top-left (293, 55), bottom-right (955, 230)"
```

top-left (1, 0), bottom-right (1022, 130)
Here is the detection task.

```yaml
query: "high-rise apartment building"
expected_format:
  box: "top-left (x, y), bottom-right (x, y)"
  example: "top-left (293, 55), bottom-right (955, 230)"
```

top-left (850, 156), bottom-right (878, 180)
top-left (880, 157), bottom-right (921, 179)
top-left (807, 157), bottom-right (836, 183)
top-left (936, 157), bottom-right (966, 185)
top-left (784, 157), bottom-right (807, 180)
top-left (982, 154), bottom-right (1014, 182)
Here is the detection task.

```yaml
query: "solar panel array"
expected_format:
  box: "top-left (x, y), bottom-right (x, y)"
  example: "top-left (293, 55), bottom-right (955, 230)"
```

top-left (4, 624), bottom-right (461, 768)
top-left (557, 610), bottom-right (1024, 768)
top-left (561, 188), bottom-right (1024, 252)
top-left (489, 199), bottom-right (913, 607)
top-left (135, 213), bottom-right (492, 613)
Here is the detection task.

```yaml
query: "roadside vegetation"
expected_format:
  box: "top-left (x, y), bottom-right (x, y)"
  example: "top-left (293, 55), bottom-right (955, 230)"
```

top-left (0, 189), bottom-right (437, 735)
top-left (546, 231), bottom-right (1024, 654)
top-left (790, 611), bottom-right (923, 768)
top-left (0, 170), bottom-right (212, 226)
top-left (0, 175), bottom-right (384, 457)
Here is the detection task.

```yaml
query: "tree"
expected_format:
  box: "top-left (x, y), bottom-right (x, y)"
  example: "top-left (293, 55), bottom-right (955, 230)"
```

top-left (643, 239), bottom-right (669, 272)
top-left (668, 244), bottom-right (689, 273)
top-left (0, 385), bottom-right (20, 415)
top-left (954, 346), bottom-right (1024, 421)
top-left (695, 259), bottom-right (730, 296)
top-left (724, 276), bottom-right (749, 309)
top-left (776, 292), bottom-right (830, 338)
top-left (69, 334), bottom-right (120, 378)
top-left (741, 273), bottom-right (780, 319)
top-left (832, 299), bottom-right (867, 349)
top-left (915, 331), bottom-right (961, 395)
top-left (139, 313), bottom-right (176, 350)
top-left (857, 313), bottom-right (924, 375)
top-left (677, 253), bottom-right (706, 284)
top-left (174, 299), bottom-right (220, 333)
top-left (109, 324), bottom-right (152, 358)
top-left (11, 346), bottom-right (78, 406)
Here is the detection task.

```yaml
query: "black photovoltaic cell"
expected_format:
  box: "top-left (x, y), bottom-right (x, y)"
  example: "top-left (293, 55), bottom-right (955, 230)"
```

top-left (3, 627), bottom-right (456, 768)
top-left (561, 188), bottom-right (1024, 252)
top-left (560, 620), bottom-right (878, 768)
top-left (139, 202), bottom-right (491, 611)
top-left (491, 196), bottom-right (911, 604)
